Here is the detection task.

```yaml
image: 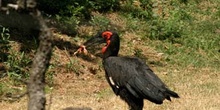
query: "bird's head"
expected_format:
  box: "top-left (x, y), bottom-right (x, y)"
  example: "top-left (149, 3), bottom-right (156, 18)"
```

top-left (74, 31), bottom-right (120, 57)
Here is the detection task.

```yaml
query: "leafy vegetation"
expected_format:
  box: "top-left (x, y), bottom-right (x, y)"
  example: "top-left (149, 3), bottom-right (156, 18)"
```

top-left (0, 26), bottom-right (10, 62)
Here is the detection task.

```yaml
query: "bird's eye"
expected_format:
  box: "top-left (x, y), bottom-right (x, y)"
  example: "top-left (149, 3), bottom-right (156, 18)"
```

top-left (103, 35), bottom-right (107, 38)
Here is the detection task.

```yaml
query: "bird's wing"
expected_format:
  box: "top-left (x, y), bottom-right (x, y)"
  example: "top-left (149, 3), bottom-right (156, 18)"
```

top-left (103, 57), bottom-right (169, 103)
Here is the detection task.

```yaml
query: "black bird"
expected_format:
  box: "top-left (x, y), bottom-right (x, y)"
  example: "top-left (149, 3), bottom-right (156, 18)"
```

top-left (75, 31), bottom-right (179, 110)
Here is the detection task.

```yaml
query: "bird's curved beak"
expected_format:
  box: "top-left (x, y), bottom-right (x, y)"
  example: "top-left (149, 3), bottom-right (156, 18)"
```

top-left (83, 34), bottom-right (105, 47)
top-left (74, 34), bottom-right (105, 55)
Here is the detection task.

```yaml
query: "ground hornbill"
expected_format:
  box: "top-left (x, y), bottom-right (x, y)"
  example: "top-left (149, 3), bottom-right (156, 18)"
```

top-left (75, 31), bottom-right (179, 110)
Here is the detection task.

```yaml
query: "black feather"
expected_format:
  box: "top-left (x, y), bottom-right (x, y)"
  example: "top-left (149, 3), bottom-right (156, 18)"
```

top-left (86, 31), bottom-right (179, 110)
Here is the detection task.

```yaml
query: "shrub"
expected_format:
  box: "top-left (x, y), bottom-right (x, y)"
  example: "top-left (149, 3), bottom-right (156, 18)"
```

top-left (148, 5), bottom-right (191, 42)
top-left (0, 26), bottom-right (10, 62)
top-left (90, 14), bottom-right (111, 31)
top-left (121, 0), bottom-right (153, 19)
top-left (5, 51), bottom-right (31, 80)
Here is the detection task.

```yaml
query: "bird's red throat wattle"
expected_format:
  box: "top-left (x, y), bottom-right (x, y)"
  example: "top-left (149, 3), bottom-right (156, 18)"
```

top-left (101, 31), bottom-right (112, 54)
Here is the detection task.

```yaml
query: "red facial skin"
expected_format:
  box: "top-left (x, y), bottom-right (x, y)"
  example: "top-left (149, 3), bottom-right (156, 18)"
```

top-left (101, 31), bottom-right (113, 54)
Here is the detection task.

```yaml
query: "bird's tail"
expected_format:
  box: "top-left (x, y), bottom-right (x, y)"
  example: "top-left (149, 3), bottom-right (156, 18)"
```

top-left (165, 89), bottom-right (180, 101)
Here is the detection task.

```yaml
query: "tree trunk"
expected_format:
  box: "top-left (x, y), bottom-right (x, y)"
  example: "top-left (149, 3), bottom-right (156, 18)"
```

top-left (27, 10), bottom-right (53, 110)
top-left (26, 0), bottom-right (53, 110)
top-left (1, 0), bottom-right (54, 109)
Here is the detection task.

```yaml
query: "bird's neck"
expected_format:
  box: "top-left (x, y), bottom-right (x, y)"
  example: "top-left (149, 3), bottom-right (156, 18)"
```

top-left (103, 35), bottom-right (120, 59)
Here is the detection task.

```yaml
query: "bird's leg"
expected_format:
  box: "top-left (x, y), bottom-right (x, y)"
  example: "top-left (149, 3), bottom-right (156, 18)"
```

top-left (118, 89), bottom-right (144, 110)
